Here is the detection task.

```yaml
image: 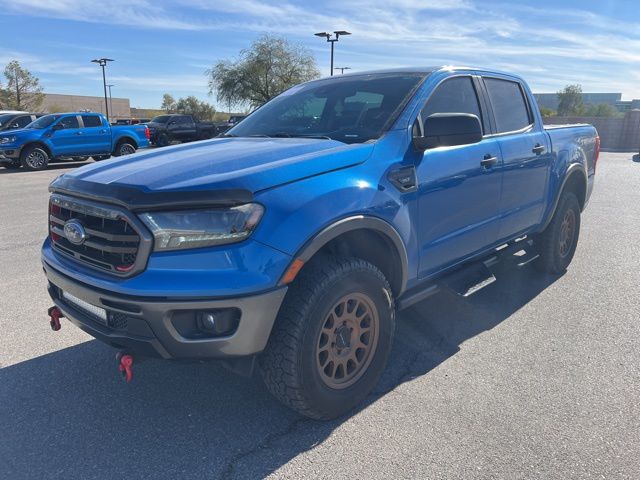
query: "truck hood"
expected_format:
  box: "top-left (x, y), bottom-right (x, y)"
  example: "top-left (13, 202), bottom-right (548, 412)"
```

top-left (53, 137), bottom-right (374, 205)
top-left (0, 127), bottom-right (36, 138)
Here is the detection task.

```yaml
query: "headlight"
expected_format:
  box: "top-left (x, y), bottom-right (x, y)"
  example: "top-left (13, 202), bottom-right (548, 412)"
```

top-left (139, 203), bottom-right (264, 251)
top-left (0, 136), bottom-right (16, 144)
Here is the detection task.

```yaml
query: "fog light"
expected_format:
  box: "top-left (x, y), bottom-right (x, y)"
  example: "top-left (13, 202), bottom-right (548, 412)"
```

top-left (196, 309), bottom-right (240, 337)
top-left (197, 312), bottom-right (217, 333)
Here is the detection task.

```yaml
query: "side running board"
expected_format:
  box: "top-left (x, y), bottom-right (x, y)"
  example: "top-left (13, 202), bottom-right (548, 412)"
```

top-left (397, 238), bottom-right (537, 310)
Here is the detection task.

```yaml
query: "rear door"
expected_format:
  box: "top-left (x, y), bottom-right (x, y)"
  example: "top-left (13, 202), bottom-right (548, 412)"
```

top-left (481, 76), bottom-right (552, 239)
top-left (80, 114), bottom-right (111, 154)
top-left (48, 115), bottom-right (82, 156)
top-left (416, 75), bottom-right (504, 276)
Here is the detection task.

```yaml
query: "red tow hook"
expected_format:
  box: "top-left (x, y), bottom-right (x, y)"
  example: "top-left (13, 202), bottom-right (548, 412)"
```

top-left (116, 352), bottom-right (135, 383)
top-left (48, 306), bottom-right (63, 331)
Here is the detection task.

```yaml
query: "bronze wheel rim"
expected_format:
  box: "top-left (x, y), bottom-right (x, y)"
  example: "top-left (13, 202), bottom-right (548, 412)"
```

top-left (316, 292), bottom-right (379, 390)
top-left (559, 209), bottom-right (576, 257)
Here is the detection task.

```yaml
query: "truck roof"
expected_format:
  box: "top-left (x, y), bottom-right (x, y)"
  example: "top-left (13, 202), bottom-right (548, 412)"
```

top-left (329, 65), bottom-right (524, 80)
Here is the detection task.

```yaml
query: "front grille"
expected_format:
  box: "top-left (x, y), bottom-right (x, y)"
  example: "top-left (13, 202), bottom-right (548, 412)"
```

top-left (48, 194), bottom-right (149, 276)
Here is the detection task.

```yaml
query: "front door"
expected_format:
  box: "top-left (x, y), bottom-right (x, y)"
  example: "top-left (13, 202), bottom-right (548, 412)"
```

top-left (48, 115), bottom-right (82, 156)
top-left (416, 76), bottom-right (504, 277)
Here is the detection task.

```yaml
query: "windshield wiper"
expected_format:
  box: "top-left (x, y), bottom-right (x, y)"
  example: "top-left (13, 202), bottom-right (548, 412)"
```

top-left (287, 134), bottom-right (333, 140)
top-left (245, 133), bottom-right (333, 140)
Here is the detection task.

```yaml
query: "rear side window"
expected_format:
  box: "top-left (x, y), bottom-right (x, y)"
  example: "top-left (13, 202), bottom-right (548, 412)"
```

top-left (484, 78), bottom-right (531, 133)
top-left (82, 115), bottom-right (103, 127)
top-left (422, 76), bottom-right (482, 131)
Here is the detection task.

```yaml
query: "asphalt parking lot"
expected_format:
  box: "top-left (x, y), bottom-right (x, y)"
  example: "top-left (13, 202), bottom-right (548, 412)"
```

top-left (1, 152), bottom-right (639, 479)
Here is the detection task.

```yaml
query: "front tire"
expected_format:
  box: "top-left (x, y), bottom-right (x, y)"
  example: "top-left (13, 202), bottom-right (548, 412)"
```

top-left (534, 191), bottom-right (581, 273)
top-left (20, 145), bottom-right (49, 171)
top-left (260, 256), bottom-right (395, 420)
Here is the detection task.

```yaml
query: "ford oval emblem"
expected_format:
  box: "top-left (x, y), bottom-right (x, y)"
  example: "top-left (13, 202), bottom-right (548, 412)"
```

top-left (64, 219), bottom-right (87, 246)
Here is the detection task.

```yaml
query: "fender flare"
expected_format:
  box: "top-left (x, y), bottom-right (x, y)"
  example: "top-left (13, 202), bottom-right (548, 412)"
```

top-left (283, 215), bottom-right (409, 295)
top-left (541, 162), bottom-right (587, 231)
top-left (19, 141), bottom-right (53, 159)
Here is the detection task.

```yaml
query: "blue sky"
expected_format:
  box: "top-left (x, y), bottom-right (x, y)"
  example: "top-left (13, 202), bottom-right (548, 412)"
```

top-left (0, 0), bottom-right (638, 109)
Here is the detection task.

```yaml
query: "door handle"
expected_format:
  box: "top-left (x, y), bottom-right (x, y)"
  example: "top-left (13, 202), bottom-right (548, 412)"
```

top-left (481, 154), bottom-right (498, 168)
top-left (75, 131), bottom-right (83, 135)
top-left (532, 144), bottom-right (546, 155)
top-left (99, 129), bottom-right (107, 133)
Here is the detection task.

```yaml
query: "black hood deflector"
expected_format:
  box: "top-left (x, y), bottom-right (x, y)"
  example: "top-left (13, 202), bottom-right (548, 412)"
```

top-left (49, 175), bottom-right (253, 211)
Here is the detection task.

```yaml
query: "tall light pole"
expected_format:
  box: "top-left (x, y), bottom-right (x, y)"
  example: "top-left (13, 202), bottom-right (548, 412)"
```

top-left (314, 31), bottom-right (351, 76)
top-left (107, 84), bottom-right (114, 120)
top-left (91, 58), bottom-right (114, 120)
top-left (334, 66), bottom-right (351, 75)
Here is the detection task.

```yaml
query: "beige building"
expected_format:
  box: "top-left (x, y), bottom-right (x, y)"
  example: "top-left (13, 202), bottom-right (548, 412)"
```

top-left (40, 93), bottom-right (131, 120)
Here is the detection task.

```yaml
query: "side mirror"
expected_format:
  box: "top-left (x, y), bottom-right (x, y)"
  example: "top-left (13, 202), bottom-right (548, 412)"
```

top-left (168, 120), bottom-right (177, 126)
top-left (413, 113), bottom-right (482, 151)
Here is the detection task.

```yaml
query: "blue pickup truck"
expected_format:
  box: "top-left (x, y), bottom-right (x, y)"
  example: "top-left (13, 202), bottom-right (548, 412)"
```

top-left (0, 112), bottom-right (150, 170)
top-left (42, 67), bottom-right (598, 419)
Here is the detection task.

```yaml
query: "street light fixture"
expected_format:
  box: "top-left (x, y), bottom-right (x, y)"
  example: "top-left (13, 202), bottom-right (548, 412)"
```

top-left (106, 84), bottom-right (114, 121)
top-left (334, 66), bottom-right (351, 75)
top-left (314, 30), bottom-right (351, 76)
top-left (91, 58), bottom-right (114, 121)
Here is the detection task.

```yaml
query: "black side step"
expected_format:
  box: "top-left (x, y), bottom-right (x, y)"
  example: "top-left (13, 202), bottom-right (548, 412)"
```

top-left (396, 237), bottom-right (537, 310)
top-left (440, 262), bottom-right (496, 297)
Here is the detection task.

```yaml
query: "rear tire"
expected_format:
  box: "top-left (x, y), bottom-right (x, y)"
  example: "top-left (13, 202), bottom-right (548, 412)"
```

top-left (534, 191), bottom-right (581, 273)
top-left (260, 256), bottom-right (395, 420)
top-left (20, 145), bottom-right (49, 171)
top-left (113, 141), bottom-right (136, 157)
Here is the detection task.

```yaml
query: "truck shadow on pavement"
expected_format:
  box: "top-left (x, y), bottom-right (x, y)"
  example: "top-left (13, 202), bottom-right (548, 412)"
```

top-left (0, 263), bottom-right (561, 479)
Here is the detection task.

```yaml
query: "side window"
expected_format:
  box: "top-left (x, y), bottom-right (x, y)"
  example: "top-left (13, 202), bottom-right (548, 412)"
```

top-left (484, 78), bottom-right (531, 133)
top-left (59, 116), bottom-right (80, 129)
top-left (82, 115), bottom-right (103, 127)
top-left (16, 116), bottom-right (32, 128)
top-left (178, 116), bottom-right (190, 124)
top-left (422, 77), bottom-right (482, 132)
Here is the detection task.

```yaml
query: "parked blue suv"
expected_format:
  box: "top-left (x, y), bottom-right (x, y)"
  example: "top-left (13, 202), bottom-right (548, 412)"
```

top-left (0, 112), bottom-right (149, 170)
top-left (42, 67), bottom-right (598, 419)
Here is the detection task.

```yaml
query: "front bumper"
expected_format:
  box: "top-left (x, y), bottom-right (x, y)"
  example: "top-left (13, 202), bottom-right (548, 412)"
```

top-left (44, 260), bottom-right (287, 359)
top-left (0, 148), bottom-right (19, 159)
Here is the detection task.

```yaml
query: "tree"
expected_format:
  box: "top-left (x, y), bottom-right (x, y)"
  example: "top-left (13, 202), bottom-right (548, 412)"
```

top-left (161, 93), bottom-right (176, 113)
top-left (583, 103), bottom-right (619, 117)
top-left (174, 96), bottom-right (216, 120)
top-left (207, 34), bottom-right (320, 109)
top-left (3, 60), bottom-right (44, 111)
top-left (539, 107), bottom-right (556, 117)
top-left (557, 84), bottom-right (583, 116)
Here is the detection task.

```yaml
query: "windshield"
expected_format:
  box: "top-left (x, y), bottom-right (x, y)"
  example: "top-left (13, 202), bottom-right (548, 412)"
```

top-left (28, 114), bottom-right (61, 129)
top-left (150, 115), bottom-right (171, 124)
top-left (228, 73), bottom-right (425, 144)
